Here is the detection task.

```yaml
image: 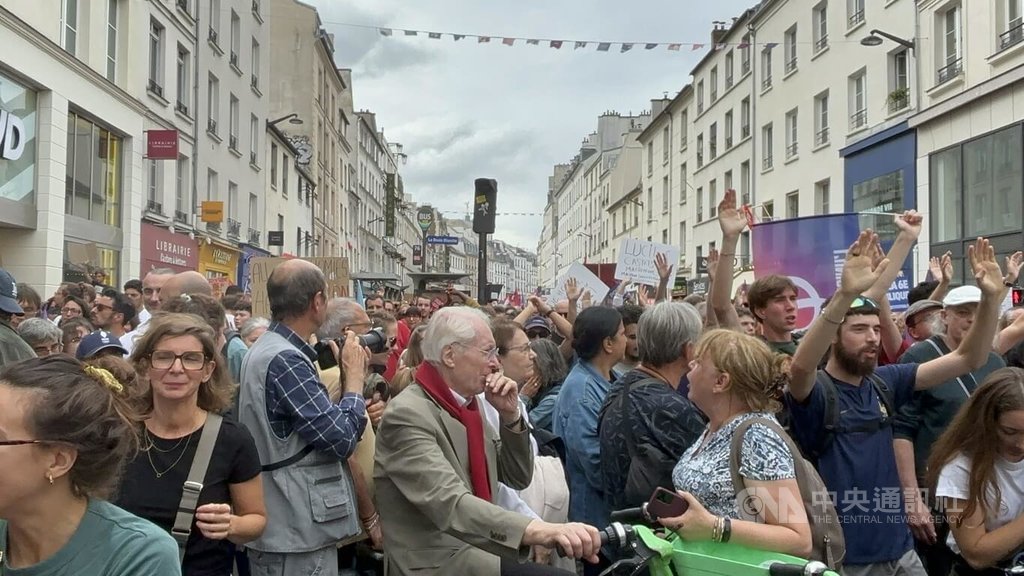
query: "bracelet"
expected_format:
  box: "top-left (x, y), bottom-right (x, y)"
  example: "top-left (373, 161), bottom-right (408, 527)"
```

top-left (361, 512), bottom-right (380, 530)
top-left (721, 517), bottom-right (732, 543)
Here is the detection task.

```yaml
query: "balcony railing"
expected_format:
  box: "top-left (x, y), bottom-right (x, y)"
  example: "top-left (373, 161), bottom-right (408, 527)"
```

top-left (710, 88), bottom-right (718, 102)
top-left (174, 210), bottom-right (189, 224)
top-left (229, 52), bottom-right (239, 68)
top-left (250, 151), bottom-right (258, 166)
top-left (227, 218), bottom-right (241, 239)
top-left (815, 127), bottom-right (830, 146)
top-left (248, 228), bottom-right (261, 246)
top-left (696, 152), bottom-right (704, 168)
top-left (229, 135), bottom-right (239, 152)
top-left (786, 142), bottom-right (799, 159)
top-left (762, 76), bottom-right (772, 90)
top-left (709, 142), bottom-right (717, 159)
top-left (207, 118), bottom-right (218, 135)
top-left (848, 8), bottom-right (865, 28)
top-left (814, 35), bottom-right (829, 52)
top-left (725, 73), bottom-right (733, 88)
top-left (175, 100), bottom-right (189, 116)
top-left (208, 28), bottom-right (219, 46)
top-left (762, 155), bottom-right (773, 170)
top-left (850, 109), bottom-right (867, 130)
top-left (741, 60), bottom-right (750, 75)
top-left (176, 0), bottom-right (189, 13)
top-left (784, 57), bottom-right (797, 74)
top-left (725, 136), bottom-right (733, 149)
top-left (1000, 22), bottom-right (1024, 51)
top-left (145, 200), bottom-right (163, 215)
top-left (937, 58), bottom-right (963, 85)
top-left (741, 124), bottom-right (750, 139)
top-left (206, 221), bottom-right (221, 234)
top-left (251, 75), bottom-right (259, 90)
top-left (147, 79), bottom-right (163, 98)
top-left (888, 90), bottom-right (910, 113)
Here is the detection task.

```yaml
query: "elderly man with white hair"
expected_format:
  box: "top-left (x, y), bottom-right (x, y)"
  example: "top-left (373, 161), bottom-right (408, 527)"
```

top-left (374, 306), bottom-right (602, 576)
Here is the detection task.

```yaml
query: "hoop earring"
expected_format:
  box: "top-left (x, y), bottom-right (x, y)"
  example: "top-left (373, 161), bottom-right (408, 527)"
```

top-left (47, 473), bottom-right (54, 485)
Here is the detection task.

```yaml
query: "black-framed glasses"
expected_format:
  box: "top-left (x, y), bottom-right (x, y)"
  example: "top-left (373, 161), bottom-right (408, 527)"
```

top-left (149, 350), bottom-right (208, 371)
top-left (526, 330), bottom-right (549, 340)
top-left (92, 303), bottom-right (113, 312)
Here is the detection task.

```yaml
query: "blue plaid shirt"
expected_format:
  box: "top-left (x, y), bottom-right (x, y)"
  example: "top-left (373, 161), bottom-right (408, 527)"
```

top-left (264, 322), bottom-right (366, 460)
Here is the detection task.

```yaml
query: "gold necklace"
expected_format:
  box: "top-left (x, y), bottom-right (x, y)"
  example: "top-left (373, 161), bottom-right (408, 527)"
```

top-left (145, 429), bottom-right (195, 478)
top-left (144, 427), bottom-right (188, 453)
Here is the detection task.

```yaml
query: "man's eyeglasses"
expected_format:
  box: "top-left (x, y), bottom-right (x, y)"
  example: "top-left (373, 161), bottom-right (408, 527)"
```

top-left (454, 342), bottom-right (500, 361)
top-left (149, 350), bottom-right (208, 371)
top-left (33, 343), bottom-right (63, 356)
top-left (92, 303), bottom-right (113, 312)
top-left (61, 307), bottom-right (82, 315)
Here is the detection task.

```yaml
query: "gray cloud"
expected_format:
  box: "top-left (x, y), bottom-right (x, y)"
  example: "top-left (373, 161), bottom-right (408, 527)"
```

top-left (310, 0), bottom-right (757, 250)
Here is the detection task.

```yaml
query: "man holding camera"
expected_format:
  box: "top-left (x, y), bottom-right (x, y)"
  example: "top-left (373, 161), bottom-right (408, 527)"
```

top-left (238, 259), bottom-right (368, 576)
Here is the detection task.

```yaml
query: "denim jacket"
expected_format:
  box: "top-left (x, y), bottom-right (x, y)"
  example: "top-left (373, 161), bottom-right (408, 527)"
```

top-left (553, 359), bottom-right (613, 527)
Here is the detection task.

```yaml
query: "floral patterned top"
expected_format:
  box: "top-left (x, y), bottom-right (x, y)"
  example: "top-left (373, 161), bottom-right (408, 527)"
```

top-left (672, 411), bottom-right (796, 519)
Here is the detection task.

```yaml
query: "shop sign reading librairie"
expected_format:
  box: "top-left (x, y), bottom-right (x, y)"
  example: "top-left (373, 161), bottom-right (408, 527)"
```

top-left (0, 109), bottom-right (27, 161)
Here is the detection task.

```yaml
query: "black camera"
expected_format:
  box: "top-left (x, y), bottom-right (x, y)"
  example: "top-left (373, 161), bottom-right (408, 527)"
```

top-left (315, 327), bottom-right (388, 370)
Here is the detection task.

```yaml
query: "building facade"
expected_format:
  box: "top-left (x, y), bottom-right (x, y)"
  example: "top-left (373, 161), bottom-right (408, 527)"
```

top-left (0, 1), bottom-right (153, 293)
top-left (911, 0), bottom-right (1024, 279)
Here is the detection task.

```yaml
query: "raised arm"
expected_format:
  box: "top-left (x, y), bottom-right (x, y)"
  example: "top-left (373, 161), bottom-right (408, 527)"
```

top-left (712, 189), bottom-right (747, 331)
top-left (863, 211), bottom-right (922, 360)
top-left (915, 238), bottom-right (1007, 391)
top-left (927, 252), bottom-right (954, 302)
top-left (789, 231), bottom-right (890, 402)
top-left (654, 253), bottom-right (673, 303)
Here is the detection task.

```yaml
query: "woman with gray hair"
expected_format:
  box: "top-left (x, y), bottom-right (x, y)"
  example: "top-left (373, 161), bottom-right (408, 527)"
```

top-left (523, 338), bottom-right (568, 432)
top-left (239, 317), bottom-right (270, 347)
top-left (17, 317), bottom-right (65, 357)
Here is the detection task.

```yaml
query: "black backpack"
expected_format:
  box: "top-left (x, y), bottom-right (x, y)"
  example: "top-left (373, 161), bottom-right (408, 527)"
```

top-left (221, 330), bottom-right (240, 360)
top-left (801, 369), bottom-right (896, 464)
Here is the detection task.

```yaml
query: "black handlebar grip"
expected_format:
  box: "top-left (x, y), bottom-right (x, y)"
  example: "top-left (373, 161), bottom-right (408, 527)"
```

top-left (768, 563), bottom-right (806, 576)
top-left (554, 525), bottom-right (614, 558)
top-left (609, 507), bottom-right (647, 523)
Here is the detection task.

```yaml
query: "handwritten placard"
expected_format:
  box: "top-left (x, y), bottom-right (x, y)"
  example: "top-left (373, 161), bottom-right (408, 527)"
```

top-left (249, 257), bottom-right (351, 319)
top-left (547, 262), bottom-right (611, 305)
top-left (614, 238), bottom-right (680, 287)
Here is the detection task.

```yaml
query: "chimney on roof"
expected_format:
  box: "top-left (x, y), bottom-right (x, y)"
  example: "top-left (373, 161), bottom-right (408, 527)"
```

top-left (711, 20), bottom-right (728, 45)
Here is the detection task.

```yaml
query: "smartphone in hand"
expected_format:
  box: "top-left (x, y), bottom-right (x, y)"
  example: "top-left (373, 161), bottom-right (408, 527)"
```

top-left (646, 487), bottom-right (689, 519)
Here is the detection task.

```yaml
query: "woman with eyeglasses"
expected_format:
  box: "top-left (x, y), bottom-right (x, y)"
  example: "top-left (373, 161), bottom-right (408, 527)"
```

top-left (16, 317), bottom-right (65, 357)
top-left (56, 295), bottom-right (88, 327)
top-left (114, 313), bottom-right (266, 575)
top-left (0, 355), bottom-right (180, 574)
top-left (928, 368), bottom-right (1024, 576)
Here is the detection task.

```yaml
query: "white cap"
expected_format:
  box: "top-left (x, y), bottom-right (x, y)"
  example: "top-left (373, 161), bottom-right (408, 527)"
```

top-left (943, 286), bottom-right (982, 307)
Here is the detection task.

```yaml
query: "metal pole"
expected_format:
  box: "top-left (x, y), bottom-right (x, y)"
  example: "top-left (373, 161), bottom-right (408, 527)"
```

top-left (420, 232), bottom-right (427, 272)
top-left (478, 233), bottom-right (488, 303)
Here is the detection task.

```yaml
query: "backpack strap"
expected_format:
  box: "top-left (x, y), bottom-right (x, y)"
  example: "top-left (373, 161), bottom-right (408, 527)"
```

top-left (728, 418), bottom-right (760, 505)
top-left (815, 370), bottom-right (841, 461)
top-left (866, 373), bottom-right (896, 424)
top-left (171, 413), bottom-right (224, 563)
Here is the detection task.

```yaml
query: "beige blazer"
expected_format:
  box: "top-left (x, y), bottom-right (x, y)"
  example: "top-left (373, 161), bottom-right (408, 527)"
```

top-left (374, 383), bottom-right (535, 576)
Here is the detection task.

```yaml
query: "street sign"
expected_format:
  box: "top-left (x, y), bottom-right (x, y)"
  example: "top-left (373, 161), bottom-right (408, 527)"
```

top-left (416, 207), bottom-right (434, 232)
top-left (426, 235), bottom-right (459, 246)
top-left (267, 231), bottom-right (284, 246)
top-left (412, 244), bottom-right (423, 266)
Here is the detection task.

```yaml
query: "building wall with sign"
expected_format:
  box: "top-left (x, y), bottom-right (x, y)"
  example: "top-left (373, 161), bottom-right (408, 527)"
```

top-left (0, 4), bottom-right (149, 293)
top-left (265, 124), bottom-right (313, 258)
top-left (198, 241), bottom-right (241, 283)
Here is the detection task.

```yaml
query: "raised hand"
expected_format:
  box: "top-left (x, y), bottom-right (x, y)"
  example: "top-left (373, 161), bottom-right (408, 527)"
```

top-left (565, 278), bottom-right (582, 302)
top-left (718, 189), bottom-right (748, 238)
top-left (1004, 251), bottom-right (1023, 285)
top-left (581, 289), bottom-right (593, 308)
top-left (929, 256), bottom-right (943, 282)
top-left (637, 286), bottom-right (654, 308)
top-left (969, 237), bottom-right (1005, 296)
top-left (707, 248), bottom-right (720, 282)
top-left (840, 230), bottom-right (890, 296)
top-left (940, 251), bottom-right (954, 283)
top-left (655, 252), bottom-right (673, 281)
top-left (894, 210), bottom-right (923, 239)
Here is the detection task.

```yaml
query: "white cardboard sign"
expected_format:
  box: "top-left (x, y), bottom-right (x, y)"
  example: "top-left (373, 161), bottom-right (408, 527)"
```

top-left (614, 238), bottom-right (680, 287)
top-left (547, 262), bottom-right (611, 304)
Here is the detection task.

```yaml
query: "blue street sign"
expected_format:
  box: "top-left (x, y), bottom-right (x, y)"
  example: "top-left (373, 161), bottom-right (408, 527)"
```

top-left (426, 235), bottom-right (460, 246)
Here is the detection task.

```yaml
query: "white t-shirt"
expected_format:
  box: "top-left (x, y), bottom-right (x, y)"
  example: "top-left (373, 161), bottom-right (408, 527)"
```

top-left (935, 452), bottom-right (1024, 554)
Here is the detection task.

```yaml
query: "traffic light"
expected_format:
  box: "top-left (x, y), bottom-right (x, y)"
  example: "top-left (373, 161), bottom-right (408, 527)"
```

top-left (473, 178), bottom-right (497, 234)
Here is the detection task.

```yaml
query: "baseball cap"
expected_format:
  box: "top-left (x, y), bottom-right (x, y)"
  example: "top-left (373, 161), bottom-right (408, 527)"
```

top-left (76, 330), bottom-right (128, 360)
top-left (0, 268), bottom-right (23, 315)
top-left (942, 286), bottom-right (982, 308)
top-left (904, 299), bottom-right (942, 326)
top-left (524, 315), bottom-right (550, 332)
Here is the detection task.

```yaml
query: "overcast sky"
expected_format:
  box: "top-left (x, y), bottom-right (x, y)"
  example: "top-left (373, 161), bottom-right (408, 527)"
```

top-left (309, 0), bottom-right (756, 253)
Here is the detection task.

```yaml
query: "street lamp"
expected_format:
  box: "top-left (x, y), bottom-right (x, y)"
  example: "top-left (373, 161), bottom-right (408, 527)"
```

top-left (860, 29), bottom-right (915, 51)
top-left (268, 113), bottom-right (304, 127)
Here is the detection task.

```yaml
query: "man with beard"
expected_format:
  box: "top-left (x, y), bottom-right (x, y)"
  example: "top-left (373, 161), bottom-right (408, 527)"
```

top-left (787, 230), bottom-right (1006, 576)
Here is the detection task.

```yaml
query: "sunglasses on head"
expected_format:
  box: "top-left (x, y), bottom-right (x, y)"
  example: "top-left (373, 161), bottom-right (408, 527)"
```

top-left (849, 296), bottom-right (880, 311)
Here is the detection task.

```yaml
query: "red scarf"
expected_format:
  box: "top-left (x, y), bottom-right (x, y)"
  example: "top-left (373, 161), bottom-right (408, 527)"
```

top-left (415, 362), bottom-right (492, 502)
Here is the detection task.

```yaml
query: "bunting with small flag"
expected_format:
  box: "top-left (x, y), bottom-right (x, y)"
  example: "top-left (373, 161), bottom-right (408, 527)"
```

top-left (550, 40), bottom-right (563, 49)
top-left (503, 37), bottom-right (515, 46)
top-left (527, 39), bottom-right (540, 45)
top-left (597, 42), bottom-right (611, 51)
top-left (428, 32), bottom-right (441, 39)
top-left (379, 28), bottom-right (393, 37)
top-left (621, 43), bottom-right (633, 53)
top-left (575, 41), bottom-right (588, 49)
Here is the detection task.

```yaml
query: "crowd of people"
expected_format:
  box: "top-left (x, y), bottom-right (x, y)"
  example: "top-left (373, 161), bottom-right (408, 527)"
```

top-left (0, 191), bottom-right (1023, 576)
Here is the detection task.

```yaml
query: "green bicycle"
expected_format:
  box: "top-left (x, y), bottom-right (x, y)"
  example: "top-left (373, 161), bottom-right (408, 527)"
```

top-left (593, 507), bottom-right (841, 576)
